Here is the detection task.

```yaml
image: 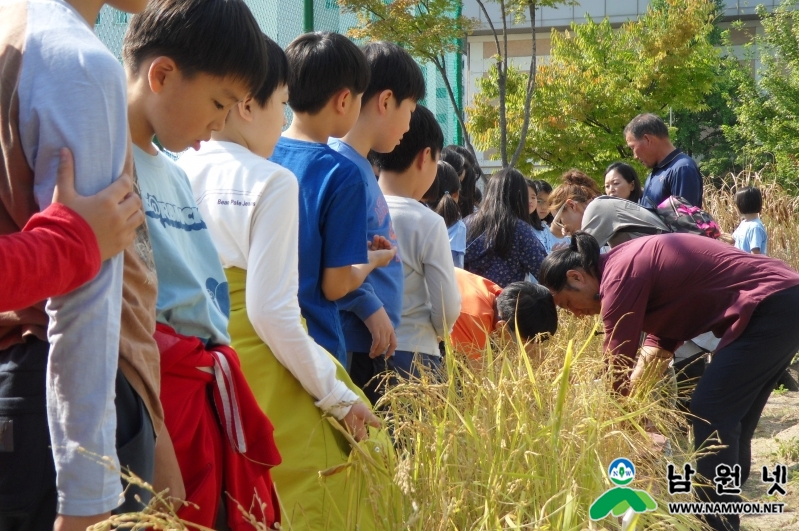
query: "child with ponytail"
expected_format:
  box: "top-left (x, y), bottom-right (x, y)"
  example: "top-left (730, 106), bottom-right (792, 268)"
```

top-left (427, 161), bottom-right (467, 268)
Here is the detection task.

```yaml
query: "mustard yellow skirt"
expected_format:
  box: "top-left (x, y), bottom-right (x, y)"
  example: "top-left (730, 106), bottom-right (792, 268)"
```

top-left (225, 267), bottom-right (391, 531)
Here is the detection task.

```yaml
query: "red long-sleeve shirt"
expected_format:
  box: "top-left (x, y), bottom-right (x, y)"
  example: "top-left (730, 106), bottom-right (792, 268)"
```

top-left (599, 234), bottom-right (799, 387)
top-left (2, 202), bottom-right (100, 312)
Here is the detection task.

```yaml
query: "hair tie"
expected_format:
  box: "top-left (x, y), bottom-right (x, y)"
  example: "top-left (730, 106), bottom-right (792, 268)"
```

top-left (443, 190), bottom-right (451, 196)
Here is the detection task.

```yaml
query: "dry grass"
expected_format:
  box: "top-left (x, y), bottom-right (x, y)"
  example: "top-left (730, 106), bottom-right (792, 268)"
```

top-left (94, 171), bottom-right (799, 530)
top-left (704, 169), bottom-right (799, 270)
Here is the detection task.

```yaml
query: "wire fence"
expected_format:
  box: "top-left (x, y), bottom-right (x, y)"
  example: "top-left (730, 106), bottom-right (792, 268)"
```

top-left (94, 1), bottom-right (463, 146)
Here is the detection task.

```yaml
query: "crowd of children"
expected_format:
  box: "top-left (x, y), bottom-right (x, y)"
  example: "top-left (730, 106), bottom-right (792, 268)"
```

top-left (0, 1), bottom-right (782, 530)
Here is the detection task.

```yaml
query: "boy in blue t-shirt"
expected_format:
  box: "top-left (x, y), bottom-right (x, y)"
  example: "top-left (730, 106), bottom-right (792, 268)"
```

top-left (270, 32), bottom-right (397, 367)
top-left (733, 186), bottom-right (768, 255)
top-left (329, 42), bottom-right (426, 403)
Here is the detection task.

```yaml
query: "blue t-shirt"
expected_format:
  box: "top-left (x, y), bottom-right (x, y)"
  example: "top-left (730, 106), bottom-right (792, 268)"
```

top-left (733, 217), bottom-right (768, 255)
top-left (270, 137), bottom-right (368, 364)
top-left (447, 219), bottom-right (467, 268)
top-left (464, 218), bottom-right (547, 287)
top-left (640, 149), bottom-right (703, 209)
top-left (134, 145), bottom-right (230, 346)
top-left (329, 139), bottom-right (403, 353)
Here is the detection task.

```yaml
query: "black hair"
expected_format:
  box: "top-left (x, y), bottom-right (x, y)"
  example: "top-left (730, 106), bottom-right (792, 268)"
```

top-left (525, 179), bottom-right (544, 231)
top-left (252, 34), bottom-right (290, 107)
top-left (440, 148), bottom-right (465, 177)
top-left (371, 105), bottom-right (443, 172)
top-left (604, 162), bottom-right (643, 203)
top-left (361, 41), bottom-right (426, 105)
top-left (623, 113), bottom-right (669, 140)
top-left (735, 186), bottom-right (763, 215)
top-left (538, 232), bottom-right (601, 292)
top-left (284, 32), bottom-right (370, 115)
top-left (432, 161), bottom-right (462, 228)
top-left (473, 186), bottom-right (483, 206)
top-left (466, 168), bottom-right (531, 259)
top-left (532, 180), bottom-right (554, 223)
top-left (446, 145), bottom-right (480, 218)
top-left (496, 282), bottom-right (558, 342)
top-left (123, 0), bottom-right (268, 95)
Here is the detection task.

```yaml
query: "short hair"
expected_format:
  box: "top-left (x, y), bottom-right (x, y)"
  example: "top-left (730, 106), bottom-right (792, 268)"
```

top-left (361, 41), bottom-right (426, 105)
top-left (285, 32), bottom-right (370, 114)
top-left (735, 186), bottom-right (763, 215)
top-left (371, 105), bottom-right (443, 172)
top-left (252, 34), bottom-right (290, 107)
top-left (496, 282), bottom-right (558, 342)
top-left (624, 113), bottom-right (669, 140)
top-left (604, 161), bottom-right (643, 203)
top-left (123, 0), bottom-right (267, 95)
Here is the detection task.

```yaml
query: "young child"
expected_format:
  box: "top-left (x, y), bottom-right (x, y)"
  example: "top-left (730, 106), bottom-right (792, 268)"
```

top-left (427, 161), bottom-right (466, 268)
top-left (373, 105), bottom-right (461, 379)
top-left (123, 2), bottom-right (281, 528)
top-left (526, 179), bottom-right (552, 253)
top-left (269, 32), bottom-right (396, 370)
top-left (180, 35), bottom-right (382, 530)
top-left (531, 179), bottom-right (572, 252)
top-left (329, 41), bottom-right (426, 400)
top-left (733, 186), bottom-right (768, 255)
top-left (450, 269), bottom-right (558, 360)
top-left (0, 0), bottom-right (164, 528)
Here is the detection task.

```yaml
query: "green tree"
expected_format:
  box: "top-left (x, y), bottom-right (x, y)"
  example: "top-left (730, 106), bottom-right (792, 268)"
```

top-left (469, 0), bottom-right (720, 178)
top-left (669, 0), bottom-right (747, 179)
top-left (339, 0), bottom-right (477, 155)
top-left (473, 0), bottom-right (575, 168)
top-left (725, 1), bottom-right (799, 191)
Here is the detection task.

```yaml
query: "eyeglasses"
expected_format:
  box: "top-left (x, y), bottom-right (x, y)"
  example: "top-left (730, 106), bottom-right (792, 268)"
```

top-left (551, 201), bottom-right (568, 230)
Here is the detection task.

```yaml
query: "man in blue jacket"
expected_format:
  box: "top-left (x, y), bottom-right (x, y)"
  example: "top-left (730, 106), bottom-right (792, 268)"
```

top-left (624, 113), bottom-right (703, 209)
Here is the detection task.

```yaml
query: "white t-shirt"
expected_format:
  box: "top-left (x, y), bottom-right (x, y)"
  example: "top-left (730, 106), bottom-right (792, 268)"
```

top-left (179, 140), bottom-right (358, 419)
top-left (385, 195), bottom-right (461, 356)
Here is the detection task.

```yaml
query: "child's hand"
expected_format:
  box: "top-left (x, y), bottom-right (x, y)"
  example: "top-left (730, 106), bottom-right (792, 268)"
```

top-left (52, 148), bottom-right (144, 261)
top-left (368, 234), bottom-right (392, 251)
top-left (364, 307), bottom-right (397, 358)
top-left (367, 246), bottom-right (397, 269)
top-left (343, 400), bottom-right (381, 442)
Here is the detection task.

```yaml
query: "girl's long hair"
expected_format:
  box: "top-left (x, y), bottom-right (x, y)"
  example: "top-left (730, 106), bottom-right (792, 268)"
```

top-left (432, 161), bottom-right (462, 228)
top-left (466, 168), bottom-right (530, 259)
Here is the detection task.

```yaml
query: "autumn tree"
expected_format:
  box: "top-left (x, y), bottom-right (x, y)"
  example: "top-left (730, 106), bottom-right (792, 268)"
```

top-left (724, 1), bottom-right (799, 191)
top-left (339, 0), bottom-right (477, 155)
top-left (469, 0), bottom-right (720, 178)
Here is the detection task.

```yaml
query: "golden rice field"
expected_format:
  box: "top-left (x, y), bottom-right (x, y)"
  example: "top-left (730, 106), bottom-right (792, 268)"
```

top-left (93, 171), bottom-right (799, 531)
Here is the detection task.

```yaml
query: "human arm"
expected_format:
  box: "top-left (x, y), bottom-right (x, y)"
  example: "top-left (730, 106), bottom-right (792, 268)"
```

top-left (424, 218), bottom-right (462, 338)
top-left (600, 275), bottom-right (652, 394)
top-left (20, 36), bottom-right (127, 515)
top-left (630, 346), bottom-right (674, 393)
top-left (245, 169), bottom-right (367, 420)
top-left (748, 223), bottom-right (767, 255)
top-left (321, 247), bottom-right (396, 301)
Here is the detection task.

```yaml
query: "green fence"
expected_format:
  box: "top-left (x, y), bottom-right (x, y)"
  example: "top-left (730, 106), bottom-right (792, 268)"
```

top-left (94, 1), bottom-right (463, 146)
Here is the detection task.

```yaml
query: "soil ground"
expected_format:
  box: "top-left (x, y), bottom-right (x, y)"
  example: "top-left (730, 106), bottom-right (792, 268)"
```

top-left (740, 390), bottom-right (799, 530)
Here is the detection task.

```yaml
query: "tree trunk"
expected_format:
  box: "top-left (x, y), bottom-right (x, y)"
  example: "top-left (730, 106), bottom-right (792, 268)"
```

top-left (509, 1), bottom-right (538, 170)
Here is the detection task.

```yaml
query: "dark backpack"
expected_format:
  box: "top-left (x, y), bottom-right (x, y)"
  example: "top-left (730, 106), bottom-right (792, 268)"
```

top-left (655, 196), bottom-right (721, 239)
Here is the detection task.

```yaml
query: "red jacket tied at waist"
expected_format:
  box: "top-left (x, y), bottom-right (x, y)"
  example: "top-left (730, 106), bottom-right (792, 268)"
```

top-left (155, 323), bottom-right (282, 530)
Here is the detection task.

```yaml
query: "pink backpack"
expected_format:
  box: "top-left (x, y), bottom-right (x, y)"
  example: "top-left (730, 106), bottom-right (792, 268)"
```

top-left (655, 196), bottom-right (721, 239)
